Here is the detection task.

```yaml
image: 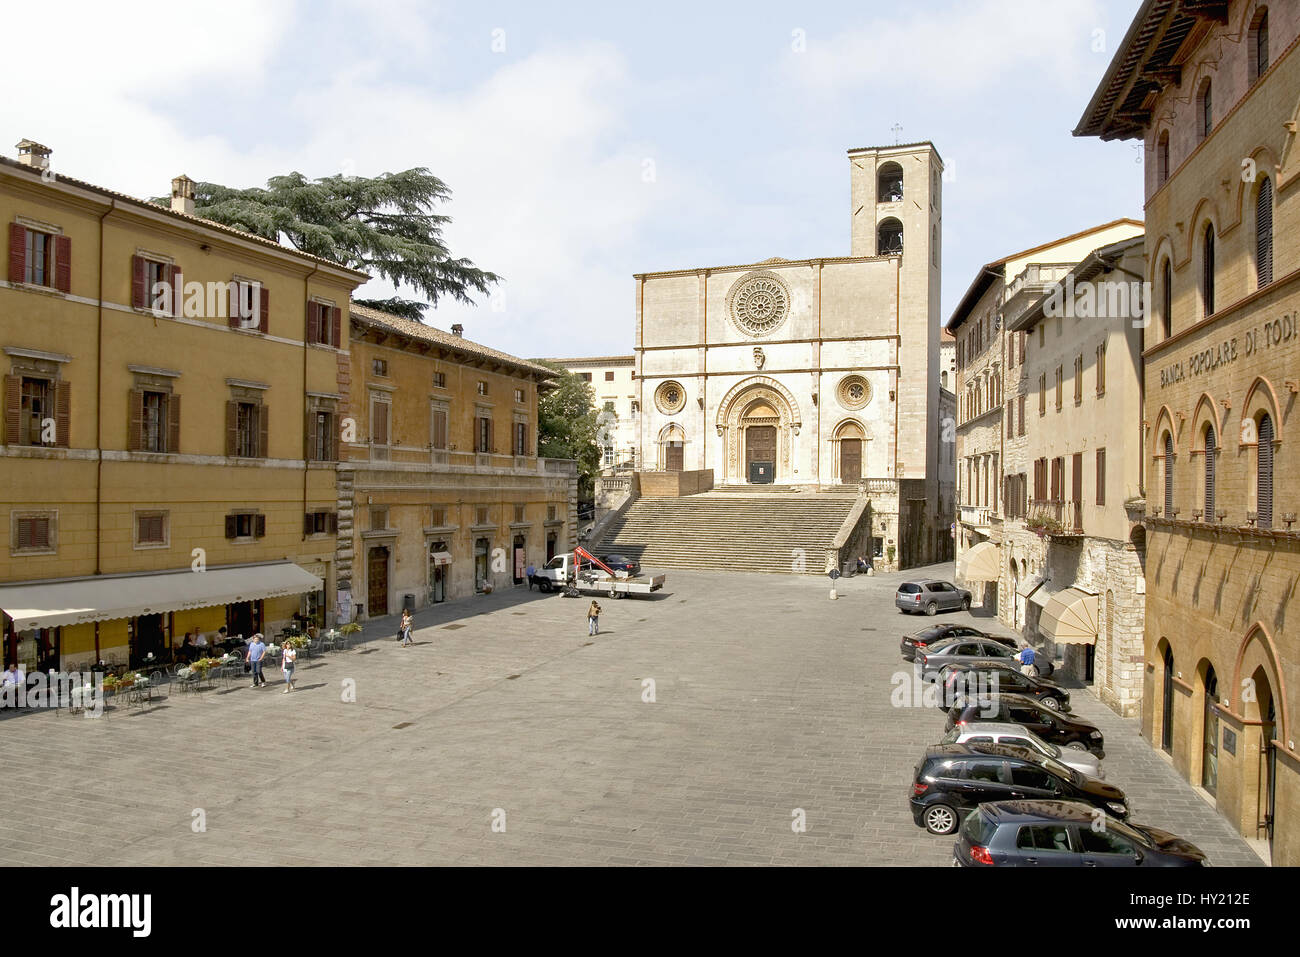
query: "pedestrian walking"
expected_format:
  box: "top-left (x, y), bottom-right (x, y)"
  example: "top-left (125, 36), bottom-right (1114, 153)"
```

top-left (281, 641), bottom-right (298, 693)
top-left (526, 562), bottom-right (536, 591)
top-left (587, 599), bottom-right (602, 636)
top-left (399, 609), bottom-right (413, 647)
top-left (246, 633), bottom-right (267, 687)
top-left (1015, 644), bottom-right (1037, 677)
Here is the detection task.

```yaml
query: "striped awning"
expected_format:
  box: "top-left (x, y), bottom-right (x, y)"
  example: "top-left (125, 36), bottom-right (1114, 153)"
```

top-left (956, 541), bottom-right (1000, 582)
top-left (1039, 587), bottom-right (1099, 645)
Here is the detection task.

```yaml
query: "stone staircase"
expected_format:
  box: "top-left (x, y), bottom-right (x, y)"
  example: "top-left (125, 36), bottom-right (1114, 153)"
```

top-left (588, 491), bottom-right (860, 575)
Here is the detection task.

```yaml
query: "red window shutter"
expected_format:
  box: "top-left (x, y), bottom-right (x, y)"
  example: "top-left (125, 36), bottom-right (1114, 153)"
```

top-left (329, 511), bottom-right (338, 534)
top-left (128, 388), bottom-right (145, 451)
top-left (54, 235), bottom-right (71, 293)
top-left (258, 404), bottom-right (269, 458)
top-left (17, 518), bottom-right (30, 549)
top-left (54, 380), bottom-right (70, 447)
top-left (225, 401), bottom-right (238, 456)
top-left (166, 264), bottom-right (181, 315)
top-left (255, 514), bottom-right (267, 538)
top-left (307, 302), bottom-right (320, 344)
top-left (259, 287), bottom-right (270, 334)
top-left (225, 514), bottom-right (238, 539)
top-left (331, 307), bottom-right (341, 347)
top-left (167, 393), bottom-right (181, 453)
top-left (132, 255), bottom-right (147, 309)
top-left (8, 223), bottom-right (26, 283)
top-left (3, 374), bottom-right (20, 444)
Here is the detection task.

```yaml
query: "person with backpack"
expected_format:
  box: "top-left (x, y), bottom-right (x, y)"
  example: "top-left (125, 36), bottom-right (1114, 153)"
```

top-left (587, 600), bottom-right (602, 636)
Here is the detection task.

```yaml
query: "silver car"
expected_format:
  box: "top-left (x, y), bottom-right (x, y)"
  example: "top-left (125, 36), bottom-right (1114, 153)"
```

top-left (915, 635), bottom-right (1020, 682)
top-left (940, 721), bottom-right (1104, 780)
top-left (895, 579), bottom-right (973, 616)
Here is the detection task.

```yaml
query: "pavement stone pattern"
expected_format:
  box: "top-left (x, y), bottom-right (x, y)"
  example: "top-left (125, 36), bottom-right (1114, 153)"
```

top-left (0, 564), bottom-right (1262, 866)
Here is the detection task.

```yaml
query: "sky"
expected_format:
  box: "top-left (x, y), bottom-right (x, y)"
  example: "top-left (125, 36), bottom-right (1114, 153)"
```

top-left (7, 0), bottom-right (1147, 358)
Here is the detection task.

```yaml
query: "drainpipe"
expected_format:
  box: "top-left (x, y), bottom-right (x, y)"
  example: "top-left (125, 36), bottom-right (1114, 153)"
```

top-left (301, 264), bottom-right (318, 541)
top-left (95, 201), bottom-right (117, 575)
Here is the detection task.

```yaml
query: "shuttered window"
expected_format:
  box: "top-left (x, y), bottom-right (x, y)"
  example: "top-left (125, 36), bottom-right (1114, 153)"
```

top-left (1257, 414), bottom-right (1274, 529)
top-left (14, 515), bottom-right (52, 551)
top-left (307, 302), bottom-right (342, 346)
top-left (1256, 177), bottom-right (1273, 288)
top-left (514, 421), bottom-right (528, 456)
top-left (1055, 366), bottom-right (1063, 411)
top-left (1096, 448), bottom-right (1106, 507)
top-left (371, 398), bottom-right (389, 446)
top-left (477, 416), bottom-right (493, 453)
top-left (1038, 374), bottom-right (1046, 416)
top-left (136, 512), bottom-right (166, 545)
top-left (308, 409), bottom-right (335, 462)
top-left (1161, 258), bottom-right (1173, 340)
top-left (1164, 433), bottom-right (1175, 518)
top-left (1096, 342), bottom-right (1107, 395)
top-left (431, 408), bottom-right (448, 450)
top-left (1017, 395), bottom-right (1026, 436)
top-left (227, 401), bottom-right (265, 458)
top-left (13, 227), bottom-right (69, 291)
top-left (1203, 426), bottom-right (1216, 521)
top-left (1074, 355), bottom-right (1083, 404)
top-left (1202, 225), bottom-right (1216, 316)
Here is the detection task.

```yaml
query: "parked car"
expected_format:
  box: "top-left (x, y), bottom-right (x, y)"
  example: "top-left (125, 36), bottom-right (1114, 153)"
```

top-left (946, 692), bottom-right (1105, 756)
top-left (938, 659), bottom-right (1069, 711)
top-left (895, 580), bottom-right (972, 616)
top-left (900, 624), bottom-right (1016, 661)
top-left (940, 721), bottom-right (1104, 779)
top-left (953, 800), bottom-right (1208, 867)
top-left (909, 742), bottom-right (1130, 834)
top-left (600, 554), bottom-right (640, 576)
top-left (916, 637), bottom-right (1020, 681)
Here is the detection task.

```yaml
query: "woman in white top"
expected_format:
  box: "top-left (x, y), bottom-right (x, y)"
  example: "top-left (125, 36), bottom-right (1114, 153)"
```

top-left (282, 643), bottom-right (298, 693)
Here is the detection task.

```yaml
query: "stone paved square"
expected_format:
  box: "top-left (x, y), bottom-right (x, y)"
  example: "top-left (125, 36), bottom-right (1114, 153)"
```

top-left (0, 564), bottom-right (1260, 866)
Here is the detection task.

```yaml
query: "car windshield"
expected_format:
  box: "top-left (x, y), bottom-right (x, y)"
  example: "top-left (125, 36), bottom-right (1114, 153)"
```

top-left (544, 557), bottom-right (565, 570)
top-left (1021, 750), bottom-right (1082, 784)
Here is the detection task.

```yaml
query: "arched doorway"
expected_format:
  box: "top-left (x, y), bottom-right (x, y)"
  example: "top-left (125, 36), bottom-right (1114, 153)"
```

top-left (1160, 641), bottom-right (1175, 753)
top-left (714, 377), bottom-right (802, 486)
top-left (658, 423), bottom-right (685, 472)
top-left (1200, 662), bottom-right (1219, 795)
top-left (833, 420), bottom-right (868, 484)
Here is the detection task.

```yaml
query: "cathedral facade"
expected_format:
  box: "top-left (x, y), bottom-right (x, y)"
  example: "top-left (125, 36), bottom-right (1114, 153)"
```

top-left (633, 142), bottom-right (951, 568)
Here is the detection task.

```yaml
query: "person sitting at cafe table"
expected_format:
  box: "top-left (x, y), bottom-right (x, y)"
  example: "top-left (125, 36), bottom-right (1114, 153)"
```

top-left (178, 632), bottom-right (197, 663)
top-left (194, 630), bottom-right (208, 652)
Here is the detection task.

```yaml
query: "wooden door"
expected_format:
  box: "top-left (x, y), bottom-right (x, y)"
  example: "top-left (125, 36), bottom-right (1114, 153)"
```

top-left (368, 546), bottom-right (389, 617)
top-left (841, 438), bottom-right (862, 483)
top-left (746, 426), bottom-right (776, 483)
top-left (665, 441), bottom-right (684, 472)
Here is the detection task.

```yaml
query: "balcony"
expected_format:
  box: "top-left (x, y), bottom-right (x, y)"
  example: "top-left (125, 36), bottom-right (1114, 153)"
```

top-left (1003, 263), bottom-right (1074, 327)
top-left (960, 505), bottom-right (992, 529)
top-left (1026, 500), bottom-right (1084, 538)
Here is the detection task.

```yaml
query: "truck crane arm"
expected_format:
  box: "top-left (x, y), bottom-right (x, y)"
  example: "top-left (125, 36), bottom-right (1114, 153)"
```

top-left (572, 546), bottom-right (618, 577)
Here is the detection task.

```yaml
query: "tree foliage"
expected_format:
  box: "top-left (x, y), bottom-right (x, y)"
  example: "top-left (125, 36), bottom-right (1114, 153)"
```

top-left (156, 168), bottom-right (498, 321)
top-left (537, 363), bottom-right (602, 501)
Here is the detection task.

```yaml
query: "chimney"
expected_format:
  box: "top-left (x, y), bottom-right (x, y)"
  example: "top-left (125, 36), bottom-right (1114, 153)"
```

top-left (451, 324), bottom-right (464, 337)
top-left (16, 139), bottom-right (52, 170)
top-left (171, 175), bottom-right (196, 215)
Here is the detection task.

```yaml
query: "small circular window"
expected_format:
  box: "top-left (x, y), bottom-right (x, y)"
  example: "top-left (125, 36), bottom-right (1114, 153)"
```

top-left (838, 375), bottom-right (872, 410)
top-left (655, 380), bottom-right (687, 414)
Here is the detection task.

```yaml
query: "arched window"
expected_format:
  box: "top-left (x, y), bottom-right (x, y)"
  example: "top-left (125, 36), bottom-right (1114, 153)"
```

top-left (1161, 643), bottom-right (1175, 753)
top-left (1256, 176), bottom-right (1274, 288)
top-left (1197, 78), bottom-right (1213, 141)
top-left (878, 162), bottom-right (903, 202)
top-left (1163, 432), bottom-right (1175, 518)
top-left (1161, 257), bottom-right (1172, 339)
top-left (877, 218), bottom-right (903, 256)
top-left (1157, 130), bottom-right (1170, 184)
top-left (1203, 424), bottom-right (1216, 521)
top-left (1201, 224), bottom-right (1216, 317)
top-left (1257, 413), bottom-right (1274, 529)
top-left (1250, 9), bottom-right (1270, 82)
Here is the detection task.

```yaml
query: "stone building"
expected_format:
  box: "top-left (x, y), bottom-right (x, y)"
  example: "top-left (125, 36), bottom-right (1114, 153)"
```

top-left (949, 220), bottom-right (1143, 616)
top-left (1077, 0), bottom-right (1299, 865)
top-left (1005, 236), bottom-right (1148, 718)
top-left (633, 142), bottom-right (950, 568)
top-left (545, 354), bottom-right (637, 469)
top-left (344, 305), bottom-right (575, 616)
top-left (0, 144), bottom-right (367, 669)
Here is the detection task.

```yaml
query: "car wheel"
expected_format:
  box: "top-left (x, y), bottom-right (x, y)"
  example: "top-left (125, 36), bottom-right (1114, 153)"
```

top-left (1065, 740), bottom-right (1089, 752)
top-left (1041, 696), bottom-right (1061, 711)
top-left (924, 804), bottom-right (959, 835)
top-left (925, 602), bottom-right (938, 617)
top-left (961, 597), bottom-right (971, 611)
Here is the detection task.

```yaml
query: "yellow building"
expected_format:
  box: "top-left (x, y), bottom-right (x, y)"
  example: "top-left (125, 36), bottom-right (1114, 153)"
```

top-left (344, 304), bottom-right (575, 617)
top-left (1078, 0), bottom-right (1300, 864)
top-left (0, 143), bottom-right (367, 670)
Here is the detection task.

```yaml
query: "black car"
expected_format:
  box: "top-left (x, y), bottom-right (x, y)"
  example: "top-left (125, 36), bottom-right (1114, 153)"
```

top-left (953, 800), bottom-right (1208, 867)
top-left (938, 659), bottom-right (1069, 711)
top-left (600, 554), bottom-right (640, 575)
top-left (946, 692), bottom-right (1105, 756)
top-left (899, 624), bottom-right (1016, 661)
top-left (909, 743), bottom-right (1129, 835)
